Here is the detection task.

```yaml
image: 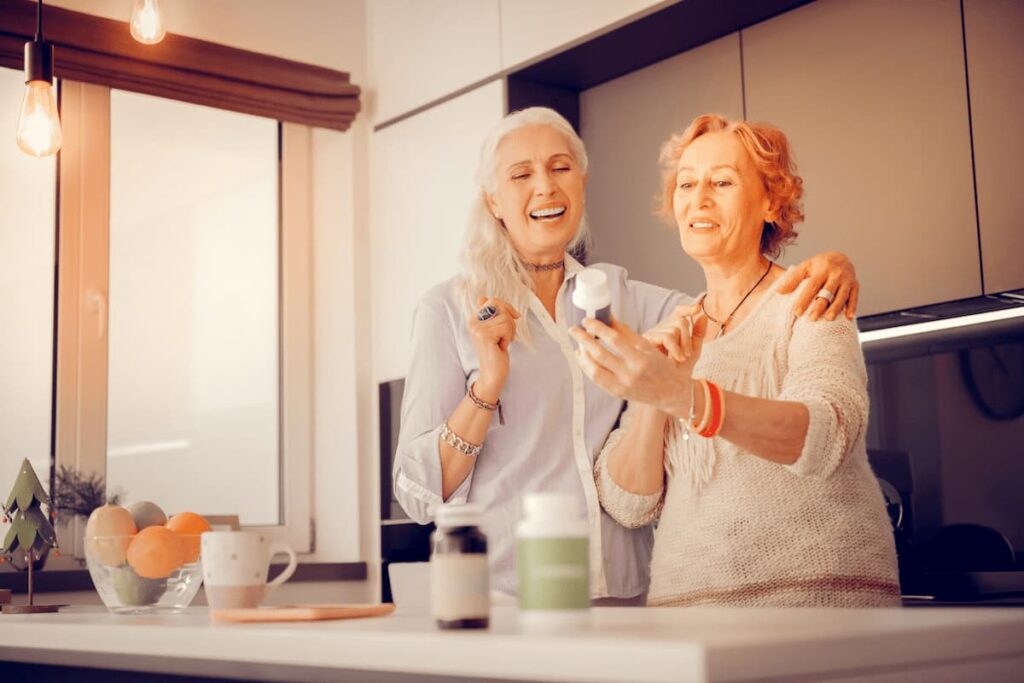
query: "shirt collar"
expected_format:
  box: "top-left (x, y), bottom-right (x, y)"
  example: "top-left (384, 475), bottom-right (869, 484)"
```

top-left (563, 252), bottom-right (585, 281)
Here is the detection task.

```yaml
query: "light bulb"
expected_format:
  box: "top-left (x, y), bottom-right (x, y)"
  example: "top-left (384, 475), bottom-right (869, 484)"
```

top-left (16, 80), bottom-right (62, 157)
top-left (130, 0), bottom-right (167, 45)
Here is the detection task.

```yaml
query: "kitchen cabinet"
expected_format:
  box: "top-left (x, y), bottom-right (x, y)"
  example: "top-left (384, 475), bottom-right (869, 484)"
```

top-left (743, 0), bottom-right (980, 316)
top-left (964, 0), bottom-right (1024, 295)
top-left (368, 0), bottom-right (501, 124)
top-left (500, 0), bottom-right (668, 70)
top-left (580, 33), bottom-right (743, 297)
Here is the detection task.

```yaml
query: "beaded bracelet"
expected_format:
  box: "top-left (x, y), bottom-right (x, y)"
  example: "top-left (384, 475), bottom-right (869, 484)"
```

top-left (468, 383), bottom-right (504, 425)
top-left (441, 422), bottom-right (482, 457)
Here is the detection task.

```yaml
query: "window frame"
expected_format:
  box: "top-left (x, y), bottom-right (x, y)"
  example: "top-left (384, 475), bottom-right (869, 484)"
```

top-left (53, 81), bottom-right (314, 558)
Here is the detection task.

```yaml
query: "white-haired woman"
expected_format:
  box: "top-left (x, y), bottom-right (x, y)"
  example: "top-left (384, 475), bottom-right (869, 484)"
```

top-left (393, 107), bottom-right (860, 599)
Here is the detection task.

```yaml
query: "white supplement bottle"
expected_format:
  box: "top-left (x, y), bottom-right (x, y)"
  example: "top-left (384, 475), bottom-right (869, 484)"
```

top-left (515, 493), bottom-right (590, 627)
top-left (571, 268), bottom-right (612, 325)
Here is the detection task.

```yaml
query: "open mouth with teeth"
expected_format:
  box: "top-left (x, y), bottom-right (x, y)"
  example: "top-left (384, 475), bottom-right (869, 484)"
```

top-left (689, 220), bottom-right (719, 230)
top-left (529, 205), bottom-right (567, 222)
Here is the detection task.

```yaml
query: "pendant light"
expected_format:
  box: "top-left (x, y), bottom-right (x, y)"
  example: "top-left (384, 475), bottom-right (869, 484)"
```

top-left (16, 0), bottom-right (62, 158)
top-left (130, 0), bottom-right (167, 45)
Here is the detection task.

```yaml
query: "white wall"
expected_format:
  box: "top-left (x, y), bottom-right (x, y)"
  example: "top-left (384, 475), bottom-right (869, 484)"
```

top-left (0, 67), bottom-right (56, 493)
top-left (48, 1), bottom-right (371, 591)
top-left (369, 80), bottom-right (505, 383)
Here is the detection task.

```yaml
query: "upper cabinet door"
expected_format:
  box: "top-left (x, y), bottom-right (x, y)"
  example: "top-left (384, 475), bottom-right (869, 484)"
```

top-left (964, 0), bottom-right (1024, 295)
top-left (368, 0), bottom-right (501, 124)
top-left (580, 33), bottom-right (744, 298)
top-left (500, 0), bottom-right (667, 70)
top-left (743, 0), bottom-right (980, 316)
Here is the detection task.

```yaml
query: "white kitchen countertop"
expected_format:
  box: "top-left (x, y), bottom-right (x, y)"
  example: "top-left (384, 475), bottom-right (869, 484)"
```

top-left (1, 604), bottom-right (1023, 682)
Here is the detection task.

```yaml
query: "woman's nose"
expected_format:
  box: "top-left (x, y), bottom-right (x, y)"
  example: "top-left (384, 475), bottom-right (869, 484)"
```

top-left (695, 180), bottom-right (714, 208)
top-left (533, 170), bottom-right (557, 195)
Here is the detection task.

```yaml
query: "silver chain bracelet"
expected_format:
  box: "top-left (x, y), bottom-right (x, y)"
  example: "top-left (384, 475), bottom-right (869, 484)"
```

top-left (440, 422), bottom-right (482, 457)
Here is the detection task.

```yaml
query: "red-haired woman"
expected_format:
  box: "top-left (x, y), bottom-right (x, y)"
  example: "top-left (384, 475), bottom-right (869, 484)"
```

top-left (570, 115), bottom-right (900, 608)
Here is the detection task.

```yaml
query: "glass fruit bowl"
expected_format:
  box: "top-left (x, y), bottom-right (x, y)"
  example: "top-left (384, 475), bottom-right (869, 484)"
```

top-left (85, 531), bottom-right (204, 614)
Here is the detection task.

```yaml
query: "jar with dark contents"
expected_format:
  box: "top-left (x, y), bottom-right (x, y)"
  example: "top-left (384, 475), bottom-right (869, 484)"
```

top-left (431, 503), bottom-right (489, 629)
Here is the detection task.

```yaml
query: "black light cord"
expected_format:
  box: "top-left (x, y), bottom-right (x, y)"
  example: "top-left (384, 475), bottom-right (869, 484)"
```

top-left (36, 0), bottom-right (43, 42)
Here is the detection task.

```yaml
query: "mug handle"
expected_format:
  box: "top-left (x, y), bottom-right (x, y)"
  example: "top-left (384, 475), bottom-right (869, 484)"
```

top-left (265, 542), bottom-right (298, 594)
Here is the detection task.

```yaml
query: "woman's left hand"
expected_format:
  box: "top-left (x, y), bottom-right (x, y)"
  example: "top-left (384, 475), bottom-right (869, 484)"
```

top-left (776, 251), bottom-right (859, 321)
top-left (569, 314), bottom-right (707, 414)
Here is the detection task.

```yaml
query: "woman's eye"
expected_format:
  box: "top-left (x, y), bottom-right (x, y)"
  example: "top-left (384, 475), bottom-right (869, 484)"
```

top-left (677, 181), bottom-right (694, 190)
top-left (714, 179), bottom-right (733, 188)
top-left (512, 173), bottom-right (529, 181)
top-left (553, 166), bottom-right (571, 173)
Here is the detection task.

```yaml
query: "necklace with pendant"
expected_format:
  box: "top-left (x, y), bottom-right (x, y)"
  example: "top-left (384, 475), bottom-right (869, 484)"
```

top-left (700, 260), bottom-right (774, 339)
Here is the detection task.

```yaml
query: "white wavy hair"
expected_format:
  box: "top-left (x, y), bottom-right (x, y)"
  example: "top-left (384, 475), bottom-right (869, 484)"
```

top-left (457, 107), bottom-right (591, 346)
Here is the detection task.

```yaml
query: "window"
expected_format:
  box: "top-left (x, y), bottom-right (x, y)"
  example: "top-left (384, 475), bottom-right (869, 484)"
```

top-left (54, 82), bottom-right (313, 555)
top-left (106, 91), bottom-right (281, 526)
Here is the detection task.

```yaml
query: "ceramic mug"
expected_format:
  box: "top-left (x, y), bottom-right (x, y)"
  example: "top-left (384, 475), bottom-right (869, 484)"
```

top-left (200, 531), bottom-right (297, 609)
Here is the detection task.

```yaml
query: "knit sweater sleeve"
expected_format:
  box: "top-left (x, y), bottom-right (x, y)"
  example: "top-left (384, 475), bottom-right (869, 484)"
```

top-left (594, 402), bottom-right (665, 528)
top-left (778, 315), bottom-right (869, 479)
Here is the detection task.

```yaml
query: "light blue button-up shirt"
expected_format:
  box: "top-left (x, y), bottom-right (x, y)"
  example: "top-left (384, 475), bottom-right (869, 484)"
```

top-left (393, 255), bottom-right (689, 597)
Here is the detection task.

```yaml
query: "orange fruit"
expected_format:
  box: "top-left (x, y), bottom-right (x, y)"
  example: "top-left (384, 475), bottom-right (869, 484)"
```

top-left (165, 511), bottom-right (211, 564)
top-left (126, 526), bottom-right (184, 579)
top-left (84, 504), bottom-right (137, 567)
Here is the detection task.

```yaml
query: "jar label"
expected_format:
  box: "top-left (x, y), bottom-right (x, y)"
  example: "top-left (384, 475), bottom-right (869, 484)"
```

top-left (431, 554), bottom-right (490, 621)
top-left (517, 538), bottom-right (589, 610)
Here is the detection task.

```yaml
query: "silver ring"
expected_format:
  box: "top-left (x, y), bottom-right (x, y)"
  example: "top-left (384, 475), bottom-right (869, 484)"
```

top-left (477, 305), bottom-right (497, 321)
top-left (814, 287), bottom-right (835, 304)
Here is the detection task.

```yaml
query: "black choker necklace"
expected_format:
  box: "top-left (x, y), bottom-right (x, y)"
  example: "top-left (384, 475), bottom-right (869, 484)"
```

top-left (701, 261), bottom-right (774, 338)
top-left (522, 260), bottom-right (565, 272)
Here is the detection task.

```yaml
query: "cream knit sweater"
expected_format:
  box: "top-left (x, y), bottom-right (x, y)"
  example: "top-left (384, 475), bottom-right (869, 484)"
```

top-left (595, 285), bottom-right (901, 608)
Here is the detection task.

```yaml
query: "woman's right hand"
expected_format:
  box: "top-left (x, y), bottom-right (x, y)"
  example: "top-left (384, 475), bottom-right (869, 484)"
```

top-left (643, 303), bottom-right (701, 364)
top-left (468, 296), bottom-right (520, 402)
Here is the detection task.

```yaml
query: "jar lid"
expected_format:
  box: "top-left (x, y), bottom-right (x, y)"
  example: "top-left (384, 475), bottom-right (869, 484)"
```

top-left (436, 503), bottom-right (483, 527)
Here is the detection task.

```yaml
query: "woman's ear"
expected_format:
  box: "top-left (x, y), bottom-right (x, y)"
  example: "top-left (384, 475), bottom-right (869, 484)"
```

top-left (484, 192), bottom-right (501, 220)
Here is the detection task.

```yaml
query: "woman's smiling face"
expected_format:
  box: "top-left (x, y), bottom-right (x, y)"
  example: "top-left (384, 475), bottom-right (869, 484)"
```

top-left (485, 124), bottom-right (587, 261)
top-left (673, 131), bottom-right (772, 264)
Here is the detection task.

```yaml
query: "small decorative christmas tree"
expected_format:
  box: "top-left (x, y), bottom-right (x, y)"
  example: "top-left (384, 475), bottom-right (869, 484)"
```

top-left (1, 459), bottom-right (61, 613)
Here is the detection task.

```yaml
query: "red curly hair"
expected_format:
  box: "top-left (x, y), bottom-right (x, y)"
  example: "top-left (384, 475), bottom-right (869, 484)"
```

top-left (658, 114), bottom-right (804, 258)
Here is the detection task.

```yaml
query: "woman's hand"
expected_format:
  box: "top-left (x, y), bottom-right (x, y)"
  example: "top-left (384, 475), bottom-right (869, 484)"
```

top-left (569, 314), bottom-right (708, 415)
top-left (777, 251), bottom-right (859, 321)
top-left (643, 302), bottom-right (703, 363)
top-left (468, 296), bottom-right (520, 402)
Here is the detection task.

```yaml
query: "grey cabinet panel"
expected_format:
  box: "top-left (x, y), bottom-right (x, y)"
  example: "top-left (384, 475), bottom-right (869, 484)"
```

top-left (580, 33), bottom-right (744, 300)
top-left (743, 0), bottom-right (980, 316)
top-left (964, 0), bottom-right (1024, 295)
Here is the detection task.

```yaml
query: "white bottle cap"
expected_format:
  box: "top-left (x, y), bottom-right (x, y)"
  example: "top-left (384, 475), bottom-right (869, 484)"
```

top-left (436, 503), bottom-right (483, 527)
top-left (572, 269), bottom-right (611, 317)
top-left (522, 492), bottom-right (584, 521)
